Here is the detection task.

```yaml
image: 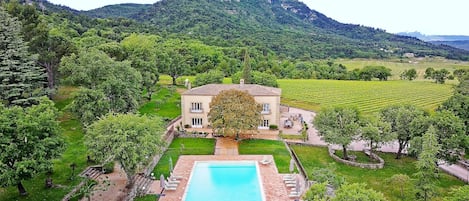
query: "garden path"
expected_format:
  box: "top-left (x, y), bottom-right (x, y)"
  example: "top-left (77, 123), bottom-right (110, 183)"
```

top-left (214, 137), bottom-right (239, 155)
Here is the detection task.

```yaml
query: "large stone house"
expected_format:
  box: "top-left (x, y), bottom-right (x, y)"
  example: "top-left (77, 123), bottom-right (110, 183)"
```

top-left (181, 81), bottom-right (281, 130)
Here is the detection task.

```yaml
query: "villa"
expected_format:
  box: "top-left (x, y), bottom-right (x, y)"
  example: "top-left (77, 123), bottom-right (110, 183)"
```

top-left (181, 80), bottom-right (281, 131)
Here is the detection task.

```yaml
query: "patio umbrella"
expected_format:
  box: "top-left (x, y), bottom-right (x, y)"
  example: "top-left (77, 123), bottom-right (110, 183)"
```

top-left (169, 157), bottom-right (173, 173)
top-left (160, 174), bottom-right (165, 189)
top-left (296, 177), bottom-right (300, 195)
top-left (289, 158), bottom-right (295, 173)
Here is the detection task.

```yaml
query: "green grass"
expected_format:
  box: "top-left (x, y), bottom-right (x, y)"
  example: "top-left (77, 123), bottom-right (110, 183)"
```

top-left (291, 145), bottom-right (465, 201)
top-left (134, 194), bottom-right (160, 201)
top-left (152, 138), bottom-right (216, 178)
top-left (139, 85), bottom-right (181, 119)
top-left (336, 58), bottom-right (469, 81)
top-left (238, 139), bottom-right (293, 173)
top-left (279, 79), bottom-right (453, 114)
top-left (0, 87), bottom-right (88, 201)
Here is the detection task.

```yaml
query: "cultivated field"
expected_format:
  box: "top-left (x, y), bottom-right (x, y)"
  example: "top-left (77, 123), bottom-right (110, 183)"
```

top-left (336, 58), bottom-right (469, 80)
top-left (279, 79), bottom-right (453, 114)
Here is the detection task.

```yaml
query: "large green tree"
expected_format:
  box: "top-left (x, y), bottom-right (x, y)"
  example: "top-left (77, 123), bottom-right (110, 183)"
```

top-left (85, 113), bottom-right (166, 188)
top-left (193, 69), bottom-right (224, 87)
top-left (0, 7), bottom-right (48, 106)
top-left (121, 34), bottom-right (160, 100)
top-left (208, 89), bottom-right (262, 139)
top-left (0, 98), bottom-right (64, 195)
top-left (380, 105), bottom-right (425, 159)
top-left (361, 117), bottom-right (394, 156)
top-left (60, 48), bottom-right (142, 125)
top-left (313, 107), bottom-right (361, 160)
top-left (414, 126), bottom-right (440, 201)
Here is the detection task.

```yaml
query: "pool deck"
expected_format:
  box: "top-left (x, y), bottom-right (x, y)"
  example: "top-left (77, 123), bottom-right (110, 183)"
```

top-left (159, 155), bottom-right (292, 201)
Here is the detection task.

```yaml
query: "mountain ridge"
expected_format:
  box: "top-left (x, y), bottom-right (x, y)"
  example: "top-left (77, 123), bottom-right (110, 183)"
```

top-left (27, 0), bottom-right (469, 60)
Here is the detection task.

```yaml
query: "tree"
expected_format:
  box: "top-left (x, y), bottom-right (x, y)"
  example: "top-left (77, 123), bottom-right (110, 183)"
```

top-left (208, 89), bottom-right (262, 139)
top-left (444, 185), bottom-right (469, 201)
top-left (85, 113), bottom-right (166, 188)
top-left (433, 69), bottom-right (450, 84)
top-left (121, 34), bottom-right (160, 100)
top-left (424, 68), bottom-right (435, 79)
top-left (361, 117), bottom-right (394, 156)
top-left (0, 98), bottom-right (64, 195)
top-left (311, 164), bottom-right (344, 188)
top-left (160, 49), bottom-right (188, 85)
top-left (242, 49), bottom-right (252, 84)
top-left (380, 105), bottom-right (425, 159)
top-left (359, 66), bottom-right (392, 81)
top-left (400, 68), bottom-right (417, 80)
top-left (304, 182), bottom-right (331, 201)
top-left (333, 183), bottom-right (386, 201)
top-left (193, 69), bottom-right (224, 87)
top-left (429, 111), bottom-right (466, 163)
top-left (0, 7), bottom-right (48, 107)
top-left (440, 93), bottom-right (469, 136)
top-left (414, 126), bottom-right (440, 201)
top-left (314, 107), bottom-right (361, 160)
top-left (385, 174), bottom-right (412, 200)
top-left (67, 88), bottom-right (110, 126)
top-left (60, 49), bottom-right (142, 125)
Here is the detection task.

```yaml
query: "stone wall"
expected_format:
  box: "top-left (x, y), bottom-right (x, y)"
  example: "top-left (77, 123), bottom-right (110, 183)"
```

top-left (328, 146), bottom-right (384, 169)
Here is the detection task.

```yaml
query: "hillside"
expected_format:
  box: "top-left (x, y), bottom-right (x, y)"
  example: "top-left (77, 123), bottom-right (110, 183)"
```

top-left (83, 3), bottom-right (151, 19)
top-left (79, 0), bottom-right (469, 60)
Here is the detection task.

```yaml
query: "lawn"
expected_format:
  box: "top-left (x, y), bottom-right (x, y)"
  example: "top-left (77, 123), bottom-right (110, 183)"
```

top-left (0, 87), bottom-right (88, 201)
top-left (152, 138), bottom-right (216, 178)
top-left (238, 139), bottom-right (293, 173)
top-left (336, 58), bottom-right (469, 81)
top-left (139, 85), bottom-right (181, 119)
top-left (279, 79), bottom-right (453, 114)
top-left (291, 145), bottom-right (465, 201)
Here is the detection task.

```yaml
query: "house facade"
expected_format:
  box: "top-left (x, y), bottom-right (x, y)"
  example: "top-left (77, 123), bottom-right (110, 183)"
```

top-left (181, 82), bottom-right (281, 130)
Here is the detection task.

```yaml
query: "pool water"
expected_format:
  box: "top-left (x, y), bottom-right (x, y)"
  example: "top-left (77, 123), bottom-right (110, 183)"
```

top-left (183, 161), bottom-right (265, 201)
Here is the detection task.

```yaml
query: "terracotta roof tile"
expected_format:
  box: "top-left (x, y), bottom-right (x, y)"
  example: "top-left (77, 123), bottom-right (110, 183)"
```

top-left (182, 84), bottom-right (281, 96)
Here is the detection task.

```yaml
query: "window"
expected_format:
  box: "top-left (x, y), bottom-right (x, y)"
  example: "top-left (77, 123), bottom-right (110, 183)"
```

top-left (259, 119), bottom-right (269, 129)
top-left (190, 102), bottom-right (203, 113)
top-left (261, 103), bottom-right (270, 114)
top-left (191, 118), bottom-right (203, 128)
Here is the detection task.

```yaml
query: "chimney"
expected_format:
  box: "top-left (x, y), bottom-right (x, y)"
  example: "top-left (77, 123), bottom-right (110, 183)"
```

top-left (187, 81), bottom-right (191, 90)
top-left (240, 79), bottom-right (244, 86)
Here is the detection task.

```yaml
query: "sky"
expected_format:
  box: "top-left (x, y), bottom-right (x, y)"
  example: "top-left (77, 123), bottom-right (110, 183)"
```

top-left (47, 0), bottom-right (469, 35)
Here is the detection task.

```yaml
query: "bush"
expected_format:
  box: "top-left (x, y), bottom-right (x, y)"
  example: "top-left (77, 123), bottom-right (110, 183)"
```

top-left (103, 162), bottom-right (114, 174)
top-left (269, 124), bottom-right (278, 130)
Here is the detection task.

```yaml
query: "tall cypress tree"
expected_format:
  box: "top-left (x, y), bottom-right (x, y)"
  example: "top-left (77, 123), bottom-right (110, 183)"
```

top-left (0, 7), bottom-right (47, 107)
top-left (242, 48), bottom-right (252, 84)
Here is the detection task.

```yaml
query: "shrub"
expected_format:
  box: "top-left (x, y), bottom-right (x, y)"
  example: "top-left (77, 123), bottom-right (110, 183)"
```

top-left (269, 124), bottom-right (278, 130)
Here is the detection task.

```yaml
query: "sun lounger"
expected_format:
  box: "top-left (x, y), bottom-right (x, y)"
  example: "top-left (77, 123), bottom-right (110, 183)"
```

top-left (283, 176), bottom-right (295, 181)
top-left (167, 179), bottom-right (180, 184)
top-left (284, 180), bottom-right (296, 184)
top-left (164, 181), bottom-right (178, 188)
top-left (288, 193), bottom-right (300, 198)
top-left (286, 183), bottom-right (296, 187)
top-left (164, 185), bottom-right (177, 191)
top-left (170, 172), bottom-right (184, 180)
top-left (260, 156), bottom-right (273, 165)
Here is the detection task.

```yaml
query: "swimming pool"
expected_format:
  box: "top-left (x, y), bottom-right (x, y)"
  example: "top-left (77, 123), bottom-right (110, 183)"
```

top-left (182, 161), bottom-right (265, 201)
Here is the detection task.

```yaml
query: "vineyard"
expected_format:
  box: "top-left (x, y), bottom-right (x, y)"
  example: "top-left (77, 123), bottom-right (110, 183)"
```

top-left (279, 79), bottom-right (453, 114)
top-left (336, 58), bottom-right (469, 80)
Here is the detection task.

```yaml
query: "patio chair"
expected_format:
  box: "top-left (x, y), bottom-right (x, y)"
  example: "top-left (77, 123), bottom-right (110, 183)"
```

top-left (283, 175), bottom-right (295, 181)
top-left (259, 156), bottom-right (272, 165)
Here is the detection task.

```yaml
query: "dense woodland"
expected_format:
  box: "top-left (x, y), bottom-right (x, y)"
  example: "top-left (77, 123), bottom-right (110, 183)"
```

top-left (1, 0), bottom-right (469, 200)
